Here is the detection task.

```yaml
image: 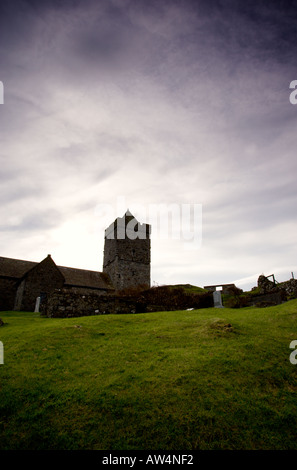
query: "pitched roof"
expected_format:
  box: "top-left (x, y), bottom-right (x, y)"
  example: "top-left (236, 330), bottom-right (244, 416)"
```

top-left (0, 256), bottom-right (37, 279)
top-left (0, 256), bottom-right (114, 291)
top-left (58, 265), bottom-right (114, 290)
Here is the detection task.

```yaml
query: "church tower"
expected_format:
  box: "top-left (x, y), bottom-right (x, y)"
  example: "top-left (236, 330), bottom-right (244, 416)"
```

top-left (103, 210), bottom-right (151, 292)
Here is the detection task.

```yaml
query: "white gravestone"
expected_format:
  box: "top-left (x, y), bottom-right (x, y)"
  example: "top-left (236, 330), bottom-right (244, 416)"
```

top-left (34, 296), bottom-right (41, 313)
top-left (0, 341), bottom-right (3, 365)
top-left (213, 291), bottom-right (223, 308)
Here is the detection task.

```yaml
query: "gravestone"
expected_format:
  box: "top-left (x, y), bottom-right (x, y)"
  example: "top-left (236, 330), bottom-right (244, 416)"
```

top-left (213, 290), bottom-right (223, 308)
top-left (34, 296), bottom-right (41, 313)
top-left (0, 341), bottom-right (3, 364)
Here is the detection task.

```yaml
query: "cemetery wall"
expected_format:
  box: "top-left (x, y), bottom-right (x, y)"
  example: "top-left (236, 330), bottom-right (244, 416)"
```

top-left (279, 279), bottom-right (297, 298)
top-left (41, 285), bottom-right (214, 318)
top-left (41, 289), bottom-right (139, 317)
top-left (246, 291), bottom-right (286, 307)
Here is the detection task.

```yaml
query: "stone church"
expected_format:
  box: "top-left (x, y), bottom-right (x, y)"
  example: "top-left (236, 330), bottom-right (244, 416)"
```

top-left (0, 211), bottom-right (151, 313)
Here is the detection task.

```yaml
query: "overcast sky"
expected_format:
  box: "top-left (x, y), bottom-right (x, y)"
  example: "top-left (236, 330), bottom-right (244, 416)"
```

top-left (1, 0), bottom-right (297, 291)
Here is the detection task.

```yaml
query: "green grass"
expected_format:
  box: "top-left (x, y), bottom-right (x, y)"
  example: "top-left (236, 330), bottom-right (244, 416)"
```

top-left (167, 283), bottom-right (207, 293)
top-left (1, 300), bottom-right (297, 450)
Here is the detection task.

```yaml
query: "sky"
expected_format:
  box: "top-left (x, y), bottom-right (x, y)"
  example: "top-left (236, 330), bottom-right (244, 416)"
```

top-left (1, 0), bottom-right (297, 291)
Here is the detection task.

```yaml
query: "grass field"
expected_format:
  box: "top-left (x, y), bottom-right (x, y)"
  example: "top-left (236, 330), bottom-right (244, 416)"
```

top-left (1, 300), bottom-right (297, 450)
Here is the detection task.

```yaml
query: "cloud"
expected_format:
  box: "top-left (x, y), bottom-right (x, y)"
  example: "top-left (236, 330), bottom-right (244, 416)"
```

top-left (0, 209), bottom-right (62, 233)
top-left (0, 0), bottom-right (297, 288)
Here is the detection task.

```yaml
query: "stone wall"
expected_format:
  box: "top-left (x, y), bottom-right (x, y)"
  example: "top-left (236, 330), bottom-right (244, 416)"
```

top-left (42, 289), bottom-right (115, 317)
top-left (103, 236), bottom-right (150, 292)
top-left (279, 279), bottom-right (297, 298)
top-left (226, 275), bottom-right (297, 308)
top-left (103, 212), bottom-right (151, 292)
top-left (257, 275), bottom-right (278, 294)
top-left (0, 277), bottom-right (17, 311)
top-left (254, 275), bottom-right (297, 305)
top-left (247, 291), bottom-right (286, 307)
top-left (137, 285), bottom-right (213, 312)
top-left (41, 288), bottom-right (140, 318)
top-left (14, 255), bottom-right (65, 311)
top-left (41, 285), bottom-right (214, 318)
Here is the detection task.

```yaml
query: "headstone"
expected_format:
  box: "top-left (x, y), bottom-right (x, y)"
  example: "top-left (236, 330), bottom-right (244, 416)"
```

top-left (34, 296), bottom-right (41, 313)
top-left (213, 290), bottom-right (223, 308)
top-left (0, 341), bottom-right (3, 365)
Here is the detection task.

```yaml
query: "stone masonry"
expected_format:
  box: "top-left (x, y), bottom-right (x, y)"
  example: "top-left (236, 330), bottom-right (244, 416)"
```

top-left (103, 210), bottom-right (151, 292)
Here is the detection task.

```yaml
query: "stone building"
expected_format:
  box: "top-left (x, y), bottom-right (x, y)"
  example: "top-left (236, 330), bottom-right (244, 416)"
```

top-left (0, 257), bottom-right (37, 311)
top-left (0, 254), bottom-right (114, 312)
top-left (0, 211), bottom-right (151, 312)
top-left (103, 210), bottom-right (151, 292)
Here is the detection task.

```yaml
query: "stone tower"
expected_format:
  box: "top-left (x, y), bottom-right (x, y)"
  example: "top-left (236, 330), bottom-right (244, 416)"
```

top-left (103, 210), bottom-right (151, 292)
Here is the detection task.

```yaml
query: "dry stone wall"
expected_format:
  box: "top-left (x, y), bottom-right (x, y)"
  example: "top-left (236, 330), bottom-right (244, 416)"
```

top-left (42, 289), bottom-right (114, 317)
top-left (41, 285), bottom-right (214, 318)
top-left (41, 288), bottom-right (140, 317)
top-left (279, 279), bottom-right (297, 298)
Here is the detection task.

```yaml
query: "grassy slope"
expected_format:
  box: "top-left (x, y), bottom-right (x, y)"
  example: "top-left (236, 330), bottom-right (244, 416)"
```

top-left (166, 284), bottom-right (207, 293)
top-left (0, 300), bottom-right (297, 450)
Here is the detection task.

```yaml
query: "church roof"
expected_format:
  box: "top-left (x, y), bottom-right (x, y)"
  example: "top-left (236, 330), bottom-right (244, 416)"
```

top-left (59, 266), bottom-right (114, 290)
top-left (0, 256), bottom-right (37, 279)
top-left (0, 256), bottom-right (114, 291)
